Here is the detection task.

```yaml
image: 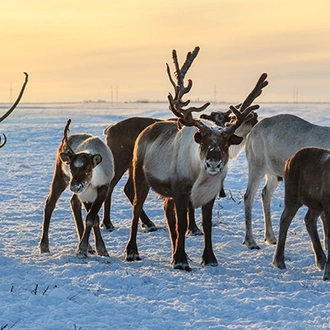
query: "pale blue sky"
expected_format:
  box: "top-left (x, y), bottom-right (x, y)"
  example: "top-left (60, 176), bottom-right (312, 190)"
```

top-left (0, 0), bottom-right (329, 103)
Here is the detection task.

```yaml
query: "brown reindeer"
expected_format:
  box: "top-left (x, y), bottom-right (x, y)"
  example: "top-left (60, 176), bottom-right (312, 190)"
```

top-left (272, 146), bottom-right (330, 280)
top-left (0, 72), bottom-right (28, 147)
top-left (125, 46), bottom-right (268, 271)
top-left (39, 119), bottom-right (114, 256)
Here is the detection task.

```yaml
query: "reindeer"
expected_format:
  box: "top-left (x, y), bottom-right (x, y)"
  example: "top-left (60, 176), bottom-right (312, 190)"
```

top-left (0, 72), bottom-right (28, 147)
top-left (243, 114), bottom-right (330, 250)
top-left (101, 109), bottom-right (258, 235)
top-left (125, 46), bottom-right (268, 271)
top-left (272, 146), bottom-right (330, 280)
top-left (39, 119), bottom-right (114, 257)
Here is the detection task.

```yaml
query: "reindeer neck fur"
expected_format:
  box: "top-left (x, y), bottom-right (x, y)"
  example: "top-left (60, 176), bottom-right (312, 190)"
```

top-left (179, 123), bottom-right (227, 208)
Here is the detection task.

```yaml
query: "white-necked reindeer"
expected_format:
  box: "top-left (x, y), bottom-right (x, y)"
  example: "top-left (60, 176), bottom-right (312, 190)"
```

top-left (243, 114), bottom-right (330, 250)
top-left (272, 146), bottom-right (330, 280)
top-left (39, 119), bottom-right (114, 256)
top-left (101, 110), bottom-right (258, 235)
top-left (125, 46), bottom-right (268, 271)
top-left (0, 72), bottom-right (28, 148)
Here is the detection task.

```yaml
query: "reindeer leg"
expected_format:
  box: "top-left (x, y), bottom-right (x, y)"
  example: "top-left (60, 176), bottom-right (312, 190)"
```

top-left (93, 213), bottom-right (109, 257)
top-left (125, 167), bottom-right (157, 232)
top-left (101, 165), bottom-right (125, 231)
top-left (39, 162), bottom-right (68, 253)
top-left (186, 201), bottom-right (202, 236)
top-left (243, 164), bottom-right (265, 249)
top-left (322, 210), bottom-right (330, 280)
top-left (201, 198), bottom-right (218, 266)
top-left (320, 212), bottom-right (328, 250)
top-left (125, 166), bottom-right (150, 262)
top-left (164, 198), bottom-right (177, 263)
top-left (70, 194), bottom-right (84, 240)
top-left (70, 194), bottom-right (95, 254)
top-left (304, 209), bottom-right (325, 270)
top-left (77, 185), bottom-right (109, 257)
top-left (272, 202), bottom-right (301, 269)
top-left (261, 174), bottom-right (279, 245)
top-left (172, 193), bottom-right (191, 271)
top-left (100, 186), bottom-right (115, 231)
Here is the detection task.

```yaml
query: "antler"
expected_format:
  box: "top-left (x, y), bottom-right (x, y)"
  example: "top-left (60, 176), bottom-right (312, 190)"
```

top-left (62, 119), bottom-right (75, 155)
top-left (0, 72), bottom-right (28, 123)
top-left (224, 73), bottom-right (268, 135)
top-left (0, 134), bottom-right (7, 148)
top-left (166, 46), bottom-right (210, 128)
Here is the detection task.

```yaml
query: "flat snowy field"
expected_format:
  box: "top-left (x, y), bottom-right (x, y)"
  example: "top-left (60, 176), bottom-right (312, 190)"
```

top-left (1, 102), bottom-right (330, 330)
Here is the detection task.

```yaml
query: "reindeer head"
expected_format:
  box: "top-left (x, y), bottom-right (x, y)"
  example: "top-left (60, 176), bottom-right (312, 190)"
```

top-left (166, 47), bottom-right (268, 177)
top-left (193, 124), bottom-right (243, 176)
top-left (60, 119), bottom-right (102, 194)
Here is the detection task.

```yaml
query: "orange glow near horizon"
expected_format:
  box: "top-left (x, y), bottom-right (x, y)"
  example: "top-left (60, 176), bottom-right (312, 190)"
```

top-left (1, 0), bottom-right (330, 103)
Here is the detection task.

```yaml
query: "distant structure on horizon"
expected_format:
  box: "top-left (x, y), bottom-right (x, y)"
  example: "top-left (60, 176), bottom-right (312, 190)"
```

top-left (293, 86), bottom-right (299, 104)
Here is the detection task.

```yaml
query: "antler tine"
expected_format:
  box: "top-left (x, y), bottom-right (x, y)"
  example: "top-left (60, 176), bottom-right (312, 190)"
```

top-left (63, 119), bottom-right (75, 154)
top-left (180, 47), bottom-right (200, 81)
top-left (224, 104), bottom-right (260, 135)
top-left (223, 73), bottom-right (268, 135)
top-left (167, 46), bottom-right (210, 127)
top-left (238, 73), bottom-right (268, 113)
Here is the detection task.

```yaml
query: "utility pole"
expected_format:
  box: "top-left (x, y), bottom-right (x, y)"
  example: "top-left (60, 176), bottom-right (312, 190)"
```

top-left (10, 82), bottom-right (13, 103)
top-left (213, 84), bottom-right (217, 104)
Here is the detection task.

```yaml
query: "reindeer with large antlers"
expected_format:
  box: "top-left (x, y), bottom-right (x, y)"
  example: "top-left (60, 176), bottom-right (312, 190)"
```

top-left (125, 46), bottom-right (268, 271)
top-left (101, 110), bottom-right (257, 235)
top-left (0, 72), bottom-right (28, 148)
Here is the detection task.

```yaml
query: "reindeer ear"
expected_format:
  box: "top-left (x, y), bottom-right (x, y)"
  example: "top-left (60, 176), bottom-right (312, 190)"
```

top-left (92, 154), bottom-right (102, 167)
top-left (194, 132), bottom-right (202, 144)
top-left (228, 134), bottom-right (243, 146)
top-left (60, 152), bottom-right (72, 164)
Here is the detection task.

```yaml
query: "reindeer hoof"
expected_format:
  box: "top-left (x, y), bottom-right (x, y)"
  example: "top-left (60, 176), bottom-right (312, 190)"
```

top-left (39, 244), bottom-right (50, 254)
top-left (186, 228), bottom-right (203, 236)
top-left (100, 222), bottom-right (115, 232)
top-left (96, 249), bottom-right (109, 257)
top-left (88, 244), bottom-right (96, 254)
top-left (76, 250), bottom-right (88, 258)
top-left (126, 253), bottom-right (141, 262)
top-left (264, 237), bottom-right (277, 245)
top-left (242, 239), bottom-right (261, 250)
top-left (173, 262), bottom-right (191, 272)
top-left (272, 258), bottom-right (286, 269)
top-left (141, 223), bottom-right (157, 232)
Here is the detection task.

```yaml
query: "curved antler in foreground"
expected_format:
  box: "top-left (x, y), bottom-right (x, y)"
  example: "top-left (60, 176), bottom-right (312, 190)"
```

top-left (0, 72), bottom-right (28, 149)
top-left (0, 133), bottom-right (7, 148)
top-left (0, 72), bottom-right (29, 123)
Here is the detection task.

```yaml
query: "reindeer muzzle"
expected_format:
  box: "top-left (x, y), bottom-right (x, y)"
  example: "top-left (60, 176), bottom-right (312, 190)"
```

top-left (203, 159), bottom-right (224, 176)
top-left (70, 181), bottom-right (85, 194)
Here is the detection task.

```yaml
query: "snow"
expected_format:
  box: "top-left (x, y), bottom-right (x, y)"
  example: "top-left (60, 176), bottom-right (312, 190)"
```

top-left (1, 101), bottom-right (330, 330)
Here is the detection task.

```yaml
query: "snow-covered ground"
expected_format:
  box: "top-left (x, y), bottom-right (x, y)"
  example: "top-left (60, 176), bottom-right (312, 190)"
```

top-left (1, 101), bottom-right (330, 330)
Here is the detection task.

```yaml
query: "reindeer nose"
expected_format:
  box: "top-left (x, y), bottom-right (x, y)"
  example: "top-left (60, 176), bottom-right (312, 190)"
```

top-left (70, 182), bottom-right (84, 193)
top-left (204, 159), bottom-right (223, 175)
